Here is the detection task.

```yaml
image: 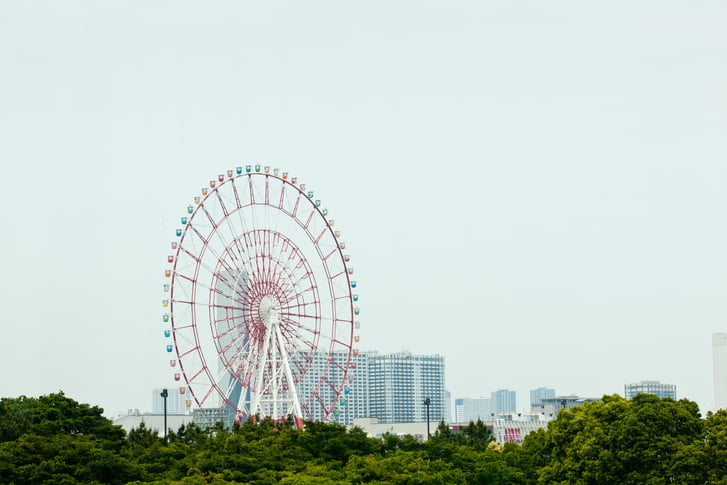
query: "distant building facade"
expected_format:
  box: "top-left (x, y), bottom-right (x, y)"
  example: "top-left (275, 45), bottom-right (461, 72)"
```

top-left (454, 397), bottom-right (492, 423)
top-left (152, 387), bottom-right (192, 415)
top-left (113, 411), bottom-right (193, 433)
top-left (532, 395), bottom-right (599, 417)
top-left (492, 389), bottom-right (516, 416)
top-left (624, 380), bottom-right (676, 399)
top-left (492, 414), bottom-right (548, 445)
top-left (714, 333), bottom-right (727, 410)
top-left (530, 387), bottom-right (556, 407)
top-left (286, 349), bottom-right (446, 426)
top-left (297, 350), bottom-right (370, 425)
top-left (368, 351), bottom-right (447, 424)
top-left (193, 407), bottom-right (235, 429)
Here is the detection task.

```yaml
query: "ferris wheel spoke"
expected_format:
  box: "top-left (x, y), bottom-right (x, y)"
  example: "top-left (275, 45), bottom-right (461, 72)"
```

top-left (281, 285), bottom-right (318, 306)
top-left (214, 319), bottom-right (248, 349)
top-left (284, 317), bottom-right (334, 344)
top-left (195, 209), bottom-right (257, 284)
top-left (221, 322), bottom-right (258, 364)
top-left (213, 186), bottom-right (231, 219)
top-left (186, 366), bottom-right (208, 385)
top-left (198, 382), bottom-right (218, 406)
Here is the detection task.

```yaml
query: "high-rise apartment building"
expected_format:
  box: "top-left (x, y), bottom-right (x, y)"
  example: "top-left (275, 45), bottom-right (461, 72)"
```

top-left (368, 351), bottom-right (446, 424)
top-left (492, 389), bottom-right (516, 416)
top-left (297, 350), bottom-right (370, 425)
top-left (713, 333), bottom-right (727, 410)
top-left (296, 350), bottom-right (446, 425)
top-left (530, 387), bottom-right (555, 407)
top-left (624, 380), bottom-right (676, 399)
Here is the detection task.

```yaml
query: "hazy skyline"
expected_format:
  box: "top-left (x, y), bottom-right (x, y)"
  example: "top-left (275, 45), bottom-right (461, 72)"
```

top-left (1, 2), bottom-right (726, 417)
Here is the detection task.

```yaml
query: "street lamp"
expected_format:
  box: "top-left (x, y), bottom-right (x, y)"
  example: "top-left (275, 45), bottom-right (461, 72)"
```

top-left (160, 389), bottom-right (168, 444)
top-left (423, 397), bottom-right (431, 440)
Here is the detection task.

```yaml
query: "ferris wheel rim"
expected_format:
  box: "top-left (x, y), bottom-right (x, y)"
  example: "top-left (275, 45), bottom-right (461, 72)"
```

top-left (165, 168), bottom-right (358, 422)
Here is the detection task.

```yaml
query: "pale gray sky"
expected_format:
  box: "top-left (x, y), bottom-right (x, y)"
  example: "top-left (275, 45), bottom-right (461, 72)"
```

top-left (1, 1), bottom-right (726, 417)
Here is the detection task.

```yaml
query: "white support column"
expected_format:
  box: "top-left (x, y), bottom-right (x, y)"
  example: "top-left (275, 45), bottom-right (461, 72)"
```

top-left (249, 295), bottom-right (303, 420)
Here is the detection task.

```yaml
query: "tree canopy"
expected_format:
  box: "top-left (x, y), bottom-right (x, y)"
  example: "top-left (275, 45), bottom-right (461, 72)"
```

top-left (1, 391), bottom-right (727, 484)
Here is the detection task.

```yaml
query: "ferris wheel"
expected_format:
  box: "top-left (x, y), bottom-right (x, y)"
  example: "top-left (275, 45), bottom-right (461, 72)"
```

top-left (162, 165), bottom-right (359, 425)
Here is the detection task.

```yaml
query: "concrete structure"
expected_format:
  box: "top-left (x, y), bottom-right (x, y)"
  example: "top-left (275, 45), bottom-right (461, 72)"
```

top-left (352, 417), bottom-right (428, 440)
top-left (492, 389), bottom-right (516, 416)
top-left (531, 395), bottom-right (599, 418)
top-left (714, 333), bottom-right (727, 410)
top-left (530, 387), bottom-right (555, 407)
top-left (624, 380), bottom-right (676, 399)
top-left (454, 397), bottom-right (492, 423)
top-left (368, 351), bottom-right (447, 424)
top-left (113, 411), bottom-right (193, 433)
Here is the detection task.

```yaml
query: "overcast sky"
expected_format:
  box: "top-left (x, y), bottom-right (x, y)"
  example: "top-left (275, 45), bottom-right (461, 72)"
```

top-left (1, 1), bottom-right (726, 417)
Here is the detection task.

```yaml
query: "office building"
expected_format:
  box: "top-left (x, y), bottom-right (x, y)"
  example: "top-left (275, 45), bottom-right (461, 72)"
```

top-left (624, 380), bottom-right (676, 399)
top-left (454, 397), bottom-right (492, 423)
top-left (714, 333), bottom-right (727, 410)
top-left (492, 389), bottom-right (516, 416)
top-left (530, 387), bottom-right (555, 407)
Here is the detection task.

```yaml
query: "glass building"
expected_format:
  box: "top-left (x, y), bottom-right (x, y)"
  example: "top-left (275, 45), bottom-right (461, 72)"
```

top-left (530, 387), bottom-right (555, 407)
top-left (624, 380), bottom-right (676, 399)
top-left (492, 389), bottom-right (516, 416)
top-left (454, 397), bottom-right (492, 423)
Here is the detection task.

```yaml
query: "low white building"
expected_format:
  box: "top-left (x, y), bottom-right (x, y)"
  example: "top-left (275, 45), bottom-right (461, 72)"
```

top-left (531, 395), bottom-right (600, 418)
top-left (113, 411), bottom-right (194, 434)
top-left (351, 417), bottom-right (428, 440)
top-left (492, 413), bottom-right (549, 444)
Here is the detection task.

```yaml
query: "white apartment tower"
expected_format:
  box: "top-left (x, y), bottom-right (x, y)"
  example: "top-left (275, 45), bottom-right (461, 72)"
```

top-left (296, 350), bottom-right (370, 425)
top-left (367, 351), bottom-right (446, 424)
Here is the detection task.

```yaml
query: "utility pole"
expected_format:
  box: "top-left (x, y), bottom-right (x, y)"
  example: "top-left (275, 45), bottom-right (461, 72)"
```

top-left (423, 397), bottom-right (431, 440)
top-left (160, 389), bottom-right (168, 444)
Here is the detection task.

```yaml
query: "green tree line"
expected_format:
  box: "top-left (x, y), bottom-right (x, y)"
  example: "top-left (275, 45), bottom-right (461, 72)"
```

top-left (1, 391), bottom-right (726, 484)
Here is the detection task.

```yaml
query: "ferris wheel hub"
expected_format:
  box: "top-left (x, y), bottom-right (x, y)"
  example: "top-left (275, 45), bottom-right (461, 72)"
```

top-left (259, 295), bottom-right (280, 328)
